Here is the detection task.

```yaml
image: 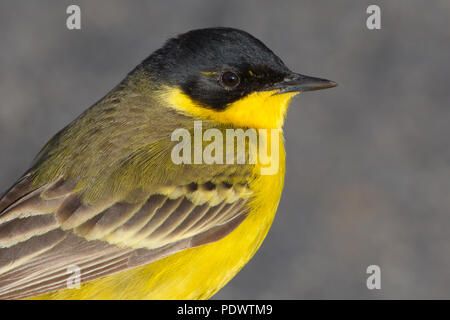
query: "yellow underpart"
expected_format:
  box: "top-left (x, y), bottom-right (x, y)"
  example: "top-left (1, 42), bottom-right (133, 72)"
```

top-left (162, 87), bottom-right (298, 129)
top-left (34, 135), bottom-right (286, 300)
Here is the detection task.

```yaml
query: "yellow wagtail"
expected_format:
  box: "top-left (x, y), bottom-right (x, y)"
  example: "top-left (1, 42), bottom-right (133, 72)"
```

top-left (0, 27), bottom-right (336, 299)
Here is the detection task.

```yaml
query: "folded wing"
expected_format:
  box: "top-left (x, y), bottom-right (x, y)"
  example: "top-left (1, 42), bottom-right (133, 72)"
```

top-left (0, 174), bottom-right (252, 299)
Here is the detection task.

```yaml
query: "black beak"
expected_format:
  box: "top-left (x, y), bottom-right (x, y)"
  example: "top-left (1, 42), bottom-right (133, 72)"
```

top-left (271, 73), bottom-right (337, 94)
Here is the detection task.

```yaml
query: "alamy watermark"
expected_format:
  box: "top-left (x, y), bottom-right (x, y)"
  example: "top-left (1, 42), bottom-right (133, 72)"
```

top-left (66, 5), bottom-right (81, 30)
top-left (171, 121), bottom-right (280, 175)
top-left (366, 265), bottom-right (381, 290)
top-left (66, 265), bottom-right (81, 289)
top-left (366, 5), bottom-right (381, 30)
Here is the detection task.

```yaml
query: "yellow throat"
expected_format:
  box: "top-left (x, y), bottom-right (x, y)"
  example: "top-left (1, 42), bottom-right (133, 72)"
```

top-left (163, 86), bottom-right (298, 129)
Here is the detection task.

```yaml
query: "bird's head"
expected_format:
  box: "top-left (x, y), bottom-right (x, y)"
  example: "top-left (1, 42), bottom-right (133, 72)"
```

top-left (142, 27), bottom-right (336, 129)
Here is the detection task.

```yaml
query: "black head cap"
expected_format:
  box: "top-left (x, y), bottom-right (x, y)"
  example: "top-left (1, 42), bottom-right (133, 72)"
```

top-left (142, 27), bottom-right (293, 110)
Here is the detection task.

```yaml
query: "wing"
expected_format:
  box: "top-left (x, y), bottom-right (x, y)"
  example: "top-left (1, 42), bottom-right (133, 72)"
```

top-left (0, 173), bottom-right (253, 299)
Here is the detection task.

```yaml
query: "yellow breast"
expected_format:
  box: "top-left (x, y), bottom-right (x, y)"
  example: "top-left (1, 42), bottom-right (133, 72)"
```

top-left (34, 137), bottom-right (286, 300)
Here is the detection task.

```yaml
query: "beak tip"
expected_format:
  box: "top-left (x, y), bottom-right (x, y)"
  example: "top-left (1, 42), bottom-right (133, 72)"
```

top-left (328, 80), bottom-right (338, 88)
top-left (269, 74), bottom-right (337, 94)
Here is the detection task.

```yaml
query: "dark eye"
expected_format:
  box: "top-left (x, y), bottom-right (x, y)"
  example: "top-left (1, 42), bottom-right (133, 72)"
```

top-left (221, 71), bottom-right (240, 88)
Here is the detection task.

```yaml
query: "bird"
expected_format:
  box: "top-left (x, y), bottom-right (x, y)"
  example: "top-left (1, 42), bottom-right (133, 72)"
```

top-left (0, 27), bottom-right (336, 299)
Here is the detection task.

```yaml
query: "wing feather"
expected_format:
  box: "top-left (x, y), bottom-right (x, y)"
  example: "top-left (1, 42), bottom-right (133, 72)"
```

top-left (0, 215), bottom-right (59, 248)
top-left (0, 176), bottom-right (252, 299)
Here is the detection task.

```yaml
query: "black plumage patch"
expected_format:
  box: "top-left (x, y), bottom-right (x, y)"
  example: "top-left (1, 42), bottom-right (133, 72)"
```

top-left (141, 28), bottom-right (291, 110)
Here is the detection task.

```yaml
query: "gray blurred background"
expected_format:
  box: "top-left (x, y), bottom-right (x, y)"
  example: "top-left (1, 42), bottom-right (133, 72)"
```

top-left (1, 0), bottom-right (449, 299)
